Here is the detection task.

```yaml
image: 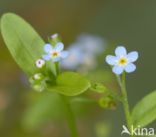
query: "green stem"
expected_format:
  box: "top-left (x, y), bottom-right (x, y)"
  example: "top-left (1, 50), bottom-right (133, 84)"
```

top-left (55, 62), bottom-right (60, 76)
top-left (60, 95), bottom-right (79, 137)
top-left (54, 62), bottom-right (78, 137)
top-left (121, 73), bottom-right (132, 129)
top-left (117, 72), bottom-right (134, 137)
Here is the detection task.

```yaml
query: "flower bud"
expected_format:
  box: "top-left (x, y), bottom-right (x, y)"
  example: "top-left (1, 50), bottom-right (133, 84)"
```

top-left (35, 59), bottom-right (45, 68)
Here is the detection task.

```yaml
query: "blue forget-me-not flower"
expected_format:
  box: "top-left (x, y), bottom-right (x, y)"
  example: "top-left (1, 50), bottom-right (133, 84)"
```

top-left (61, 34), bottom-right (106, 70)
top-left (42, 42), bottom-right (69, 62)
top-left (61, 45), bottom-right (84, 69)
top-left (106, 46), bottom-right (139, 75)
top-left (77, 34), bottom-right (105, 55)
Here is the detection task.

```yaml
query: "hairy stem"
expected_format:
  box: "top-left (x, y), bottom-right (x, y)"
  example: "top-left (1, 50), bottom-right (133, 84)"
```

top-left (121, 72), bottom-right (132, 130)
top-left (117, 72), bottom-right (135, 137)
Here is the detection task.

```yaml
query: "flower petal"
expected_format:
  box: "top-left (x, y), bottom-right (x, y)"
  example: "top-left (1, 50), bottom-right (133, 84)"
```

top-left (105, 55), bottom-right (117, 65)
top-left (60, 51), bottom-right (69, 59)
top-left (127, 51), bottom-right (138, 62)
top-left (44, 44), bottom-right (53, 53)
top-left (55, 42), bottom-right (64, 52)
top-left (112, 65), bottom-right (124, 75)
top-left (125, 63), bottom-right (136, 73)
top-left (115, 46), bottom-right (127, 57)
top-left (42, 54), bottom-right (51, 61)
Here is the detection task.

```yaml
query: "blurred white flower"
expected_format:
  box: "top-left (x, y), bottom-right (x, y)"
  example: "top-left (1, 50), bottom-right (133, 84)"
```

top-left (61, 45), bottom-right (84, 69)
top-left (51, 33), bottom-right (58, 39)
top-left (34, 73), bottom-right (43, 80)
top-left (61, 34), bottom-right (106, 71)
top-left (78, 34), bottom-right (105, 55)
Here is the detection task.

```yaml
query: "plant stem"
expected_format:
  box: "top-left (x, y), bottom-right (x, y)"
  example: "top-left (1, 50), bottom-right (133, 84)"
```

top-left (61, 95), bottom-right (79, 137)
top-left (117, 72), bottom-right (134, 137)
top-left (54, 62), bottom-right (78, 137)
top-left (121, 72), bottom-right (132, 130)
top-left (55, 62), bottom-right (60, 76)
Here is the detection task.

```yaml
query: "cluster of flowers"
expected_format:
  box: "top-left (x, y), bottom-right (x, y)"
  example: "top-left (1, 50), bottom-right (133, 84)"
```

top-left (30, 34), bottom-right (69, 92)
top-left (61, 34), bottom-right (106, 71)
top-left (29, 34), bottom-right (139, 92)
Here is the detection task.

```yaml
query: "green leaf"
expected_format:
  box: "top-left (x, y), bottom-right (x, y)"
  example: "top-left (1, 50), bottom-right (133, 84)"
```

top-left (1, 13), bottom-right (55, 76)
top-left (132, 90), bottom-right (156, 127)
top-left (48, 72), bottom-right (91, 96)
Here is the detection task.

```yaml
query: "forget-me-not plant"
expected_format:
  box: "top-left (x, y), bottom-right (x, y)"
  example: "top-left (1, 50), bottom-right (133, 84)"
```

top-left (105, 46), bottom-right (138, 75)
top-left (42, 42), bottom-right (69, 62)
top-left (2, 13), bottom-right (156, 137)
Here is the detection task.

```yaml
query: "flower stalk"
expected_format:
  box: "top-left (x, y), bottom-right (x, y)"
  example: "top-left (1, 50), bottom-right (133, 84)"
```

top-left (117, 72), bottom-right (135, 137)
top-left (106, 46), bottom-right (139, 137)
top-left (54, 62), bottom-right (78, 137)
top-left (60, 95), bottom-right (78, 137)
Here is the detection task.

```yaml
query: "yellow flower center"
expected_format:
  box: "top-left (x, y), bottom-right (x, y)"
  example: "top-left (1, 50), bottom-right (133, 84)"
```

top-left (118, 58), bottom-right (127, 66)
top-left (52, 52), bottom-right (58, 57)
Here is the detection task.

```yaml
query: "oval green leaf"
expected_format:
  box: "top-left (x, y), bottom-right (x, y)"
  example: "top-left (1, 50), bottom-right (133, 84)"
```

top-left (132, 90), bottom-right (156, 127)
top-left (1, 13), bottom-right (55, 76)
top-left (48, 72), bottom-right (91, 96)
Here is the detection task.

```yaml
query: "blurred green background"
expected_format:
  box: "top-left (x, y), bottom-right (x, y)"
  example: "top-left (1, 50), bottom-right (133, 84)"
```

top-left (0, 0), bottom-right (156, 137)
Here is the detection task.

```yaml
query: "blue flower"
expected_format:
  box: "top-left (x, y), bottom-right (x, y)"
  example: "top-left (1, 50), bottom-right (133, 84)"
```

top-left (61, 45), bottom-right (84, 69)
top-left (78, 34), bottom-right (106, 55)
top-left (106, 46), bottom-right (139, 75)
top-left (61, 34), bottom-right (106, 70)
top-left (42, 42), bottom-right (69, 62)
